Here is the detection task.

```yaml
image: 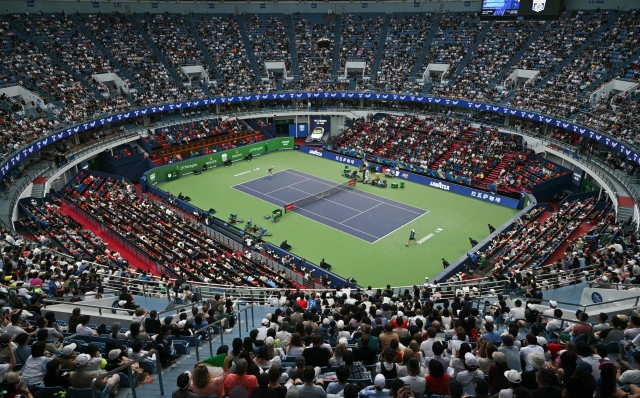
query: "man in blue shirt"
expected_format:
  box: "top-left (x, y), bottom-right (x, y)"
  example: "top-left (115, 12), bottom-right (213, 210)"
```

top-left (481, 322), bottom-right (502, 344)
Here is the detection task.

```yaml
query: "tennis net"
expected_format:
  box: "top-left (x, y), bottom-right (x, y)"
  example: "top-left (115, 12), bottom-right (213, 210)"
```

top-left (285, 179), bottom-right (356, 212)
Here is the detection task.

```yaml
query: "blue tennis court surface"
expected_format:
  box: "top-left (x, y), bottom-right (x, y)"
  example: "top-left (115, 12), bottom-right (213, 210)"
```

top-left (232, 169), bottom-right (428, 243)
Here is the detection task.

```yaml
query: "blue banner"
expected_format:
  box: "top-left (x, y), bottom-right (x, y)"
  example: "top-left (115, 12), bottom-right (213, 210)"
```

top-left (114, 2), bottom-right (121, 7)
top-left (362, 2), bottom-right (368, 7)
top-left (92, 2), bottom-right (99, 7)
top-left (260, 3), bottom-right (266, 8)
top-left (4, 92), bottom-right (639, 187)
top-left (289, 124), bottom-right (308, 137)
top-left (414, 1), bottom-right (420, 6)
top-left (299, 146), bottom-right (363, 167)
top-left (209, 3), bottom-right (215, 8)
top-left (300, 146), bottom-right (518, 208)
top-left (151, 2), bottom-right (158, 8)
top-left (311, 3), bottom-right (317, 8)
top-left (26, 0), bottom-right (35, 6)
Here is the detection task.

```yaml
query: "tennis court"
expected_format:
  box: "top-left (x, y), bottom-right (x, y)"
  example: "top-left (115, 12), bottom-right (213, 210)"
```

top-left (232, 169), bottom-right (428, 243)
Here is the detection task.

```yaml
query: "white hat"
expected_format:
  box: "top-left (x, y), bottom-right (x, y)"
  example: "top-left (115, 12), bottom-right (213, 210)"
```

top-left (261, 318), bottom-right (269, 326)
top-left (485, 316), bottom-right (494, 323)
top-left (118, 300), bottom-right (127, 306)
top-left (339, 337), bottom-right (348, 346)
top-left (337, 320), bottom-right (344, 329)
top-left (374, 374), bottom-right (386, 388)
top-left (108, 349), bottom-right (121, 360)
top-left (62, 343), bottom-right (77, 356)
top-left (265, 337), bottom-right (274, 346)
top-left (75, 353), bottom-right (90, 366)
top-left (527, 304), bottom-right (536, 310)
top-left (490, 289), bottom-right (496, 294)
top-left (464, 353), bottom-right (478, 368)
top-left (537, 337), bottom-right (548, 346)
top-left (504, 370), bottom-right (521, 383)
top-left (397, 311), bottom-right (404, 318)
top-left (177, 320), bottom-right (187, 328)
top-left (549, 301), bottom-right (557, 307)
top-left (323, 318), bottom-right (330, 326)
top-left (472, 287), bottom-right (478, 292)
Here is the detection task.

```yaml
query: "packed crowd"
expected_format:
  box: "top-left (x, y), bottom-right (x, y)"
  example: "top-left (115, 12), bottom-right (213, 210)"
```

top-left (505, 10), bottom-right (614, 118)
top-left (2, 10), bottom-right (640, 192)
top-left (170, 272), bottom-right (640, 398)
top-left (194, 14), bottom-right (263, 96)
top-left (292, 14), bottom-right (338, 91)
top-left (482, 198), bottom-right (602, 275)
top-left (15, 13), bottom-right (120, 86)
top-left (339, 14), bottom-right (385, 77)
top-left (77, 13), bottom-right (184, 106)
top-left (438, 20), bottom-right (543, 103)
top-left (419, 13), bottom-right (482, 89)
top-left (136, 13), bottom-right (210, 99)
top-left (328, 114), bottom-right (466, 169)
top-left (434, 128), bottom-right (520, 185)
top-left (360, 13), bottom-right (435, 94)
top-left (574, 92), bottom-right (640, 147)
top-left (65, 174), bottom-right (295, 289)
top-left (245, 14), bottom-right (292, 78)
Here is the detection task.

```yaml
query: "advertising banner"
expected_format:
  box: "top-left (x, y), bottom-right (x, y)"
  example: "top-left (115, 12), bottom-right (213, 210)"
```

top-left (146, 138), bottom-right (293, 184)
top-left (299, 146), bottom-right (363, 167)
top-left (310, 116), bottom-right (331, 136)
top-left (300, 146), bottom-right (519, 208)
top-left (572, 166), bottom-right (584, 192)
top-left (289, 124), bottom-right (308, 137)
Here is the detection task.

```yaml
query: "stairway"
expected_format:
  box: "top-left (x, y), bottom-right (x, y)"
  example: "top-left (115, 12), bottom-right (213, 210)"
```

top-left (331, 14), bottom-right (342, 79)
top-left (429, 144), bottom-right (459, 170)
top-left (481, 153), bottom-right (514, 189)
top-left (454, 21), bottom-right (494, 76)
top-left (409, 14), bottom-right (442, 80)
top-left (2, 15), bottom-right (103, 98)
top-left (348, 78), bottom-right (357, 91)
top-left (491, 20), bottom-right (551, 85)
top-left (421, 82), bottom-right (432, 94)
top-left (127, 14), bottom-right (184, 87)
top-left (535, 15), bottom-right (618, 88)
top-left (285, 14), bottom-right (300, 79)
top-left (30, 177), bottom-right (45, 199)
top-left (369, 14), bottom-right (392, 79)
top-left (235, 15), bottom-right (264, 81)
top-left (154, 136), bottom-right (171, 150)
top-left (185, 17), bottom-right (222, 82)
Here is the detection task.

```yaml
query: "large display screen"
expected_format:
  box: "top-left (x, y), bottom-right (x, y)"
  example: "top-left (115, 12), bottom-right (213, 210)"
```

top-left (481, 0), bottom-right (563, 19)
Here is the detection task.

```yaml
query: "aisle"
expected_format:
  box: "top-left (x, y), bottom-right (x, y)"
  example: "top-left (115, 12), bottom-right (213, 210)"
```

top-left (59, 202), bottom-right (157, 274)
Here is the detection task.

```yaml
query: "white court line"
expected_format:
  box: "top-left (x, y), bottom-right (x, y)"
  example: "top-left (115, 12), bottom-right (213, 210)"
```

top-left (371, 210), bottom-right (430, 244)
top-left (340, 202), bottom-right (383, 224)
top-left (231, 168), bottom-right (296, 188)
top-left (294, 207), bottom-right (380, 240)
top-left (281, 169), bottom-right (426, 215)
top-left (288, 208), bottom-right (377, 244)
top-left (232, 184), bottom-right (288, 207)
top-left (265, 178), bottom-right (311, 195)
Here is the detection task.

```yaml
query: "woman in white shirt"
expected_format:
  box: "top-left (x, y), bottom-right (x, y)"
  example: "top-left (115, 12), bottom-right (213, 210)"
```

top-left (285, 333), bottom-right (304, 357)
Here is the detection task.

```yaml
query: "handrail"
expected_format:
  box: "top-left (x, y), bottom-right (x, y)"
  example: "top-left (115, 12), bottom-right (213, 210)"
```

top-left (89, 348), bottom-right (163, 398)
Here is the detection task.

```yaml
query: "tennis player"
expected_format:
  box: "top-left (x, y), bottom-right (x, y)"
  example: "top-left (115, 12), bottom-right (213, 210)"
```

top-left (268, 166), bottom-right (275, 176)
top-left (406, 229), bottom-right (420, 246)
